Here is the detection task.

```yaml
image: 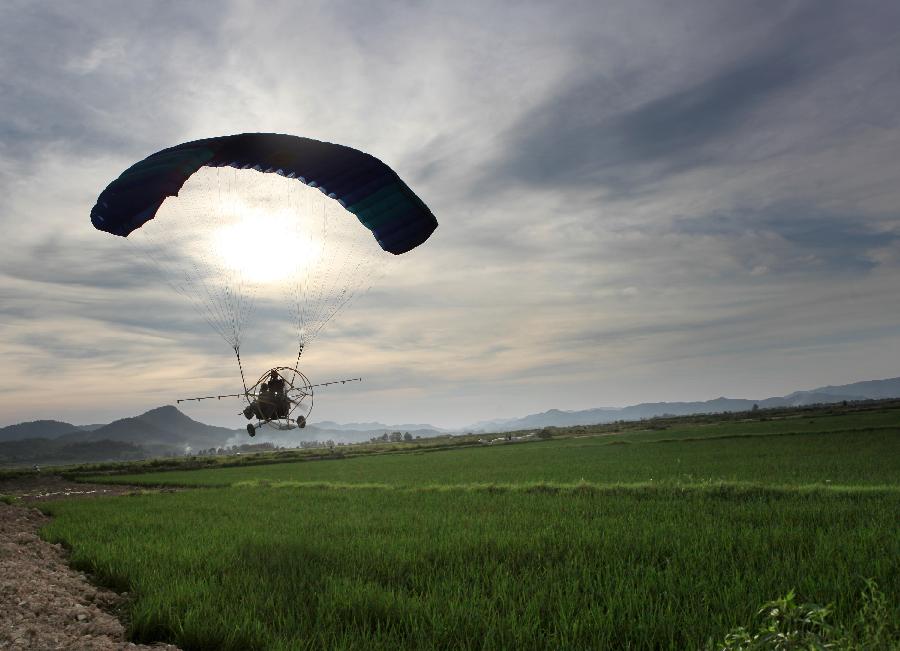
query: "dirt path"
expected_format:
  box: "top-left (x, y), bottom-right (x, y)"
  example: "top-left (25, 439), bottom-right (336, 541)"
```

top-left (0, 477), bottom-right (181, 650)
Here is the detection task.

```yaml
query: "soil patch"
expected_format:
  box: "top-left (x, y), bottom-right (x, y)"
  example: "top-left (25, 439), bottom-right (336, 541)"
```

top-left (0, 475), bottom-right (181, 650)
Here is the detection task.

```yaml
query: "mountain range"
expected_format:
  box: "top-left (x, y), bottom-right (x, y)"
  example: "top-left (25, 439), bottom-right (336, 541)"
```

top-left (1, 376), bottom-right (898, 464)
top-left (468, 377), bottom-right (900, 432)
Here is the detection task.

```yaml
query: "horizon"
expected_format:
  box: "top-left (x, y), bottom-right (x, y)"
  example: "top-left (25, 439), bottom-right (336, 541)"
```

top-left (4, 372), bottom-right (897, 431)
top-left (2, 1), bottom-right (899, 431)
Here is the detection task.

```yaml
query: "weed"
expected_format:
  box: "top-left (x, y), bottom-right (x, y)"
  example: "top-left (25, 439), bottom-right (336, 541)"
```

top-left (708, 581), bottom-right (899, 650)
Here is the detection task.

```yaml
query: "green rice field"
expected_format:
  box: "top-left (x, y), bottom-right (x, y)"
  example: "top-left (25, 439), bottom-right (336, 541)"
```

top-left (39, 405), bottom-right (900, 650)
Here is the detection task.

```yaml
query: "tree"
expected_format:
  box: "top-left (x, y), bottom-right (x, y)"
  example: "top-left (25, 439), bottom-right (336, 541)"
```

top-left (403, 432), bottom-right (413, 442)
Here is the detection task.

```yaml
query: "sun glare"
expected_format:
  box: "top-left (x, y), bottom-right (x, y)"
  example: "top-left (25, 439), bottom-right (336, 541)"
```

top-left (211, 205), bottom-right (322, 284)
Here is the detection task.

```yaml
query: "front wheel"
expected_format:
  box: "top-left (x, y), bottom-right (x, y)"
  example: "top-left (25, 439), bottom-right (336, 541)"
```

top-left (297, 416), bottom-right (306, 429)
top-left (247, 423), bottom-right (256, 437)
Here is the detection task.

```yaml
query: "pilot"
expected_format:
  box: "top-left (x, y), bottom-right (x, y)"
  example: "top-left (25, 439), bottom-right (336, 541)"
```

top-left (243, 381), bottom-right (276, 420)
top-left (267, 371), bottom-right (285, 395)
top-left (267, 371), bottom-right (290, 418)
top-left (258, 381), bottom-right (276, 419)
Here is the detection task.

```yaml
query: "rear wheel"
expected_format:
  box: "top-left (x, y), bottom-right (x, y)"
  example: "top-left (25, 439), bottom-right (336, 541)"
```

top-left (297, 416), bottom-right (306, 429)
top-left (247, 423), bottom-right (256, 437)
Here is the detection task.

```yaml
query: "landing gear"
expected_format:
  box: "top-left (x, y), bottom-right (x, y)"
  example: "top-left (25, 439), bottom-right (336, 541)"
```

top-left (297, 416), bottom-right (306, 429)
top-left (247, 423), bottom-right (256, 437)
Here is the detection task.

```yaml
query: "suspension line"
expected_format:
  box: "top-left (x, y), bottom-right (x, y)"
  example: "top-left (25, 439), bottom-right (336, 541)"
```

top-left (235, 346), bottom-right (249, 395)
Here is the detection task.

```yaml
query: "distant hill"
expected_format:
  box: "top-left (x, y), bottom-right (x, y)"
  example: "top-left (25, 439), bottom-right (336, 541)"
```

top-left (0, 420), bottom-right (79, 443)
top-left (75, 423), bottom-right (107, 432)
top-left (1, 406), bottom-right (246, 465)
top-left (2, 375), bottom-right (898, 465)
top-left (58, 405), bottom-right (238, 452)
top-left (0, 406), bottom-right (449, 465)
top-left (808, 377), bottom-right (900, 400)
top-left (468, 377), bottom-right (900, 432)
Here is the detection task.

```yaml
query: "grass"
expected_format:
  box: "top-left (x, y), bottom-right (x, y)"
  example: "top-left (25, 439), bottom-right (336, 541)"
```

top-left (41, 485), bottom-right (899, 650)
top-left (35, 404), bottom-right (900, 650)
top-left (84, 424), bottom-right (900, 489)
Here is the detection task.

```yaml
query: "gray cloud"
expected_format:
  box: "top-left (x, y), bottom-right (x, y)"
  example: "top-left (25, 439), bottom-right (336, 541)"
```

top-left (497, 51), bottom-right (798, 191)
top-left (0, 2), bottom-right (222, 163)
top-left (0, 236), bottom-right (159, 290)
top-left (671, 205), bottom-right (899, 276)
top-left (485, 0), bottom-right (900, 195)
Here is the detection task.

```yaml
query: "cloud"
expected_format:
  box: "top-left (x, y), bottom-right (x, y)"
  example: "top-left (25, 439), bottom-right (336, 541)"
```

top-left (670, 205), bottom-right (899, 276)
top-left (495, 50), bottom-right (799, 191)
top-left (0, 3), bottom-right (212, 164)
top-left (483, 0), bottom-right (900, 197)
top-left (0, 235), bottom-right (160, 291)
top-left (1, 0), bottom-right (900, 428)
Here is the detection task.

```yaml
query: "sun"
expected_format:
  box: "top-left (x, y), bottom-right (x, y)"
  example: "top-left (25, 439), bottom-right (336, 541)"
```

top-left (211, 204), bottom-right (322, 285)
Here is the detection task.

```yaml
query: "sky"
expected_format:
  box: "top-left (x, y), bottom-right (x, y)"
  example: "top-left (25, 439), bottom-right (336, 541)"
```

top-left (1, 0), bottom-right (899, 429)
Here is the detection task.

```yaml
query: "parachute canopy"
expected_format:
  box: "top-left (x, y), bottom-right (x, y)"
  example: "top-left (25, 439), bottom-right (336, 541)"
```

top-left (91, 133), bottom-right (437, 255)
top-left (90, 134), bottom-right (437, 355)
